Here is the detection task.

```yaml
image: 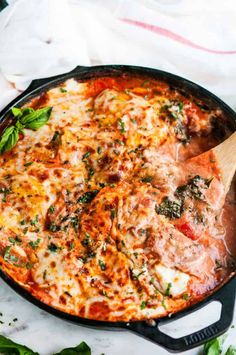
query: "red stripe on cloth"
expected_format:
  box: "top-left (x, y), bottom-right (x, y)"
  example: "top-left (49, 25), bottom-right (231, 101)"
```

top-left (121, 18), bottom-right (236, 55)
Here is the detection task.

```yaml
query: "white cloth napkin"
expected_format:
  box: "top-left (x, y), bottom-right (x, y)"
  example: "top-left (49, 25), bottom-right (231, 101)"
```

top-left (0, 0), bottom-right (236, 110)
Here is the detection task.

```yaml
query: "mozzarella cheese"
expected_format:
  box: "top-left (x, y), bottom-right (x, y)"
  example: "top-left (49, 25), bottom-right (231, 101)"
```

top-left (0, 75), bottom-right (228, 322)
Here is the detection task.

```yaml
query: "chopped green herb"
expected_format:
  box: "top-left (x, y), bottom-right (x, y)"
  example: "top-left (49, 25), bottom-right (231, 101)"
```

top-left (156, 175), bottom-right (213, 220)
top-left (110, 209), bottom-right (117, 220)
top-left (131, 118), bottom-right (136, 124)
top-left (150, 277), bottom-right (155, 284)
top-left (97, 146), bottom-right (102, 154)
top-left (81, 233), bottom-right (91, 247)
top-left (49, 223), bottom-right (59, 232)
top-left (176, 175), bottom-right (213, 201)
top-left (49, 205), bottom-right (55, 214)
top-left (0, 187), bottom-right (12, 202)
top-left (115, 139), bottom-right (124, 146)
top-left (131, 269), bottom-right (145, 280)
top-left (101, 290), bottom-right (109, 298)
top-left (68, 242), bottom-right (75, 251)
top-left (70, 216), bottom-right (79, 232)
top-left (51, 131), bottom-right (61, 148)
top-left (29, 238), bottom-right (41, 250)
top-left (82, 151), bottom-right (91, 160)
top-left (30, 215), bottom-right (39, 226)
top-left (26, 262), bottom-right (32, 270)
top-left (182, 293), bottom-right (190, 301)
top-left (99, 259), bottom-right (106, 271)
top-left (24, 161), bottom-right (33, 167)
top-left (118, 119), bottom-right (126, 133)
top-left (20, 219), bottom-right (26, 225)
top-left (23, 227), bottom-right (28, 234)
top-left (161, 299), bottom-right (167, 310)
top-left (113, 149), bottom-right (119, 156)
top-left (8, 237), bottom-right (16, 244)
top-left (88, 166), bottom-right (95, 178)
top-left (48, 242), bottom-right (60, 252)
top-left (141, 176), bottom-right (153, 183)
top-left (60, 87), bottom-right (67, 93)
top-left (165, 283), bottom-right (172, 296)
top-left (175, 122), bottom-right (190, 144)
top-left (4, 246), bottom-right (19, 264)
top-left (156, 198), bottom-right (183, 219)
top-left (77, 190), bottom-right (99, 204)
top-left (140, 301), bottom-right (147, 310)
top-left (141, 80), bottom-right (150, 87)
top-left (215, 259), bottom-right (223, 270)
top-left (9, 236), bottom-right (21, 245)
top-left (178, 102), bottom-right (183, 111)
top-left (3, 246), bottom-right (11, 261)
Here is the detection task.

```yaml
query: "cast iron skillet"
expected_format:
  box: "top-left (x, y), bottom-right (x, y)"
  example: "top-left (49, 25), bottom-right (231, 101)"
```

top-left (0, 65), bottom-right (236, 353)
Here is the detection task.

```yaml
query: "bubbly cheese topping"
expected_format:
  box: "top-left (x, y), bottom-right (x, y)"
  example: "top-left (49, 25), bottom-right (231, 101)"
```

top-left (0, 75), bottom-right (234, 322)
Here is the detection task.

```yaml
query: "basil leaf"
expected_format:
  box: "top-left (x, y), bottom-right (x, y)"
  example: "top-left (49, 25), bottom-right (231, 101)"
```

top-left (53, 341), bottom-right (91, 355)
top-left (204, 335), bottom-right (227, 355)
top-left (0, 126), bottom-right (19, 153)
top-left (15, 120), bottom-right (25, 132)
top-left (20, 107), bottom-right (52, 130)
top-left (0, 0), bottom-right (8, 11)
top-left (0, 335), bottom-right (38, 355)
top-left (226, 346), bottom-right (236, 355)
top-left (12, 107), bottom-right (34, 118)
top-left (12, 107), bottom-right (23, 118)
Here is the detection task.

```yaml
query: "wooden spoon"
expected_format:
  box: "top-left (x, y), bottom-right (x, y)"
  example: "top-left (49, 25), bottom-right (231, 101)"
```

top-left (213, 131), bottom-right (236, 193)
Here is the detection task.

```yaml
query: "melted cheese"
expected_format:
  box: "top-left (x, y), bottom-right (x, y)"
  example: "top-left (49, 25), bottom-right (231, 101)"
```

top-left (0, 75), bottom-right (230, 322)
top-left (154, 263), bottom-right (190, 297)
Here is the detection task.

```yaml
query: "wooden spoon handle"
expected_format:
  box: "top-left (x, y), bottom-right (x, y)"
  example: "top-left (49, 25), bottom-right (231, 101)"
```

top-left (213, 131), bottom-right (236, 193)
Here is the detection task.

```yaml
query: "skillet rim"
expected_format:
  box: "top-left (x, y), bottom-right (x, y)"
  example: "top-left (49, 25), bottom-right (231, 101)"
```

top-left (0, 64), bottom-right (235, 351)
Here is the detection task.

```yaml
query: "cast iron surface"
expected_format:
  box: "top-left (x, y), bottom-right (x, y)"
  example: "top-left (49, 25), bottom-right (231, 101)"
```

top-left (0, 65), bottom-right (235, 352)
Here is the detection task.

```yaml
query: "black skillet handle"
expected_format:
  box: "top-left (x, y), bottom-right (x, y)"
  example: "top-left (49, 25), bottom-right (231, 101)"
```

top-left (127, 278), bottom-right (236, 353)
top-left (24, 65), bottom-right (87, 94)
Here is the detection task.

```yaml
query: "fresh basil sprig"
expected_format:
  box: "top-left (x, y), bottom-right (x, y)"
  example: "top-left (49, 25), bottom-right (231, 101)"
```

top-left (204, 335), bottom-right (226, 355)
top-left (53, 341), bottom-right (91, 355)
top-left (203, 335), bottom-right (236, 355)
top-left (19, 107), bottom-right (52, 130)
top-left (0, 106), bottom-right (52, 154)
top-left (0, 335), bottom-right (91, 355)
top-left (0, 126), bottom-right (19, 154)
top-left (225, 346), bottom-right (236, 355)
top-left (0, 334), bottom-right (39, 355)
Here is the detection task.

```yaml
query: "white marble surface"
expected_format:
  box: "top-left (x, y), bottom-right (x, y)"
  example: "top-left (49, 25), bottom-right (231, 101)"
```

top-left (0, 279), bottom-right (235, 355)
